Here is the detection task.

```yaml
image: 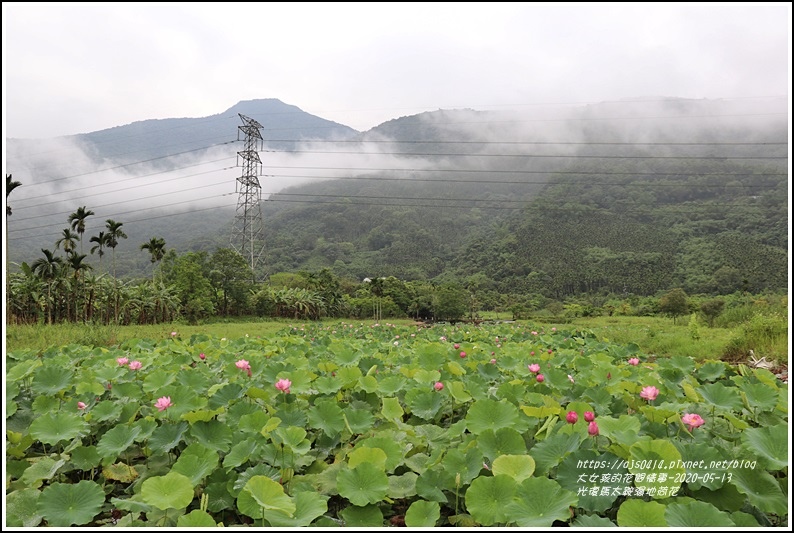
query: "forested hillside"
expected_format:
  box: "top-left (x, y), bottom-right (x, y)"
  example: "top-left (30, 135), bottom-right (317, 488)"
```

top-left (6, 97), bottom-right (788, 300)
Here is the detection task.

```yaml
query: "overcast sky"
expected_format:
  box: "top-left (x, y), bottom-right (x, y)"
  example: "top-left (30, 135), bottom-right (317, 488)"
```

top-left (2, 2), bottom-right (791, 140)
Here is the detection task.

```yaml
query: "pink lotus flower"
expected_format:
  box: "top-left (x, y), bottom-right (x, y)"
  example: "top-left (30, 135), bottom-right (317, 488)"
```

top-left (275, 378), bottom-right (292, 394)
top-left (548, 349), bottom-right (553, 354)
top-left (171, 331), bottom-right (177, 337)
top-left (77, 401), bottom-right (87, 410)
top-left (566, 411), bottom-right (578, 424)
top-left (199, 353), bottom-right (206, 360)
top-left (116, 357), bottom-right (129, 366)
top-left (530, 351), bottom-right (535, 356)
top-left (128, 360), bottom-right (142, 370)
top-left (490, 358), bottom-right (497, 364)
top-left (434, 382), bottom-right (444, 391)
top-left (551, 327), bottom-right (557, 332)
top-left (588, 421), bottom-right (599, 436)
top-left (628, 357), bottom-right (640, 366)
top-left (155, 396), bottom-right (172, 411)
top-left (531, 331), bottom-right (538, 336)
top-left (459, 351), bottom-right (467, 358)
top-left (236, 359), bottom-right (252, 376)
top-left (528, 363), bottom-right (541, 373)
top-left (536, 373), bottom-right (545, 383)
top-left (584, 411), bottom-right (595, 422)
top-left (640, 386), bottom-right (659, 402)
top-left (454, 343), bottom-right (460, 349)
top-left (681, 413), bottom-right (705, 431)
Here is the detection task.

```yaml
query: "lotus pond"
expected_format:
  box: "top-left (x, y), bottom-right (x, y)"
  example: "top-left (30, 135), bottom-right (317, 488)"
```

top-left (4, 322), bottom-right (789, 527)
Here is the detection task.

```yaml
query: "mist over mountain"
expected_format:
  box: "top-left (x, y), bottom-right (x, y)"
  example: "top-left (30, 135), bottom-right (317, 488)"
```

top-left (5, 96), bottom-right (788, 298)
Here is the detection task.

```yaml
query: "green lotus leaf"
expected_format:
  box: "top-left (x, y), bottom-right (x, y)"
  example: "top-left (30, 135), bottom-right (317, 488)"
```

top-left (355, 434), bottom-right (406, 473)
top-left (6, 359), bottom-right (42, 382)
top-left (29, 411), bottom-right (89, 446)
top-left (348, 446), bottom-right (388, 471)
top-left (176, 369), bottom-right (209, 393)
top-left (405, 500), bottom-right (440, 527)
top-left (377, 376), bottom-right (406, 395)
top-left (273, 426), bottom-right (311, 453)
top-left (223, 437), bottom-right (259, 471)
top-left (448, 381), bottom-right (472, 402)
top-left (142, 371), bottom-right (175, 393)
top-left (308, 399), bottom-right (346, 436)
top-left (441, 446), bottom-right (484, 486)
top-left (335, 366), bottom-right (363, 386)
top-left (21, 457), bottom-right (67, 488)
top-left (345, 407), bottom-right (375, 433)
top-left (70, 446), bottom-right (101, 471)
top-left (742, 424), bottom-right (788, 471)
top-left (730, 511), bottom-right (761, 527)
top-left (530, 432), bottom-right (583, 475)
top-left (477, 427), bottom-right (527, 462)
top-left (89, 400), bottom-right (124, 422)
top-left (188, 419), bottom-right (233, 453)
top-left (688, 483), bottom-right (747, 513)
top-left (667, 355), bottom-right (696, 375)
top-left (465, 474), bottom-right (518, 526)
top-left (207, 382), bottom-right (244, 409)
top-left (358, 374), bottom-right (379, 393)
top-left (261, 490), bottom-right (328, 527)
top-left (148, 421), bottom-right (188, 453)
top-left (329, 342), bottom-right (361, 366)
top-left (388, 472), bottom-right (418, 499)
top-left (381, 397), bottom-right (404, 422)
top-left (665, 501), bottom-right (735, 527)
top-left (695, 361), bottom-right (727, 382)
top-left (6, 488), bottom-right (43, 527)
top-left (96, 424), bottom-right (142, 461)
top-left (231, 464), bottom-right (280, 496)
top-left (314, 375), bottom-right (343, 394)
top-left (32, 395), bottom-right (59, 414)
top-left (339, 503), bottom-right (383, 526)
top-left (141, 471), bottom-right (195, 510)
top-left (572, 514), bottom-right (617, 527)
top-left (492, 454), bottom-right (536, 483)
top-left (37, 480), bottom-right (105, 526)
top-left (506, 476), bottom-right (578, 527)
top-left (337, 463), bottom-right (389, 506)
top-left (739, 382), bottom-right (780, 412)
top-left (31, 365), bottom-right (74, 395)
top-left (697, 383), bottom-right (743, 411)
top-left (628, 439), bottom-right (684, 499)
top-left (729, 466), bottom-right (788, 516)
top-left (238, 411), bottom-right (270, 433)
top-left (172, 443), bottom-right (219, 485)
top-left (465, 399), bottom-right (519, 435)
top-left (616, 498), bottom-right (667, 527)
top-left (204, 481), bottom-right (236, 512)
top-left (181, 407), bottom-right (224, 424)
top-left (406, 389), bottom-right (444, 420)
top-left (237, 475), bottom-right (296, 519)
top-left (177, 509), bottom-right (217, 527)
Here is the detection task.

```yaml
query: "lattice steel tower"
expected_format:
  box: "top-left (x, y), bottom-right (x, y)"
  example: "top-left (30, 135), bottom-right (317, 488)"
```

top-left (230, 113), bottom-right (265, 276)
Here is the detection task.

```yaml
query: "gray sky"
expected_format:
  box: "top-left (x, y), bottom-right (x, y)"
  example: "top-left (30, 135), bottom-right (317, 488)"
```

top-left (2, 2), bottom-right (791, 139)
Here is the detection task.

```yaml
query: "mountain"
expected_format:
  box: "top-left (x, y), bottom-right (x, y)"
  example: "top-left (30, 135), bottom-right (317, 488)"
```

top-left (5, 96), bottom-right (788, 299)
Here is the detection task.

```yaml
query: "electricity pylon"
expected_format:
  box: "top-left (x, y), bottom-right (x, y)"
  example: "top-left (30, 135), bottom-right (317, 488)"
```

top-left (230, 113), bottom-right (265, 279)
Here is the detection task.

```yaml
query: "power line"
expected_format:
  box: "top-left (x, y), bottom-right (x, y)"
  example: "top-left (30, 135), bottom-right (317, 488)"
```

top-left (12, 159), bottom-right (236, 209)
top-left (8, 141), bottom-right (236, 190)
